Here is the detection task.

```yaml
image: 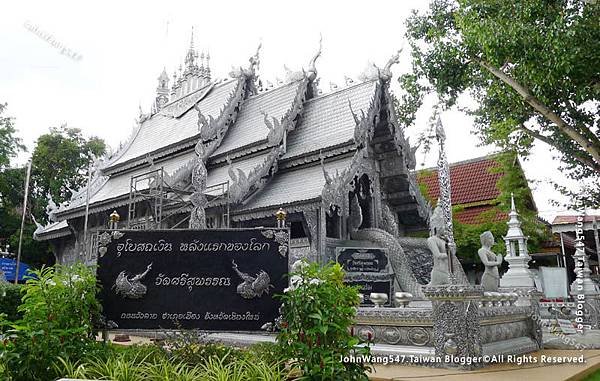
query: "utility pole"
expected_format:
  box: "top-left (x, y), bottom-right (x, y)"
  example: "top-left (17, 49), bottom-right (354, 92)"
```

top-left (82, 163), bottom-right (92, 260)
top-left (594, 217), bottom-right (600, 275)
top-left (15, 160), bottom-right (32, 285)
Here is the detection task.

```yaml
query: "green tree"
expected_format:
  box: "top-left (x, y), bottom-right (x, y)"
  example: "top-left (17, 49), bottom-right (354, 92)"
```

top-left (0, 103), bottom-right (26, 211)
top-left (400, 0), bottom-right (600, 207)
top-left (0, 103), bottom-right (25, 171)
top-left (31, 124), bottom-right (106, 218)
top-left (0, 103), bottom-right (28, 259)
top-left (1, 116), bottom-right (106, 268)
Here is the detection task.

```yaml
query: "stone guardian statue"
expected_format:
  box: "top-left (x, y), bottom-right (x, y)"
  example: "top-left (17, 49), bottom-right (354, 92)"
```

top-left (427, 206), bottom-right (450, 286)
top-left (478, 231), bottom-right (503, 291)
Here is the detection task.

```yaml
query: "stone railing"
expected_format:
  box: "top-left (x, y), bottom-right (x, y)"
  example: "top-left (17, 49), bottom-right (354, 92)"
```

top-left (351, 285), bottom-right (543, 369)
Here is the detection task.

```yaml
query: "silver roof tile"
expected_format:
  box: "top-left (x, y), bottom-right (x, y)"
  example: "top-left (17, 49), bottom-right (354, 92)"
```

top-left (239, 155), bottom-right (354, 211)
top-left (107, 80), bottom-right (238, 167)
top-left (211, 81), bottom-right (303, 157)
top-left (283, 81), bottom-right (376, 160)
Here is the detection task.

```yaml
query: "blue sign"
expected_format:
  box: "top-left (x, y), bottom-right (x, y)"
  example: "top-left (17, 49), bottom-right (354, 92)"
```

top-left (0, 258), bottom-right (32, 282)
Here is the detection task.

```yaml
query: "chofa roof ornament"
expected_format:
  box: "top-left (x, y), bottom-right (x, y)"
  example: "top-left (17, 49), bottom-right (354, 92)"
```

top-left (380, 49), bottom-right (401, 81)
top-left (306, 34), bottom-right (323, 82)
top-left (229, 42), bottom-right (262, 79)
top-left (359, 49), bottom-right (402, 82)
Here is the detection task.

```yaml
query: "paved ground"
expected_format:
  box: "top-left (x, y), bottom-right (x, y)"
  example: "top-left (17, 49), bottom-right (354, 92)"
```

top-left (368, 350), bottom-right (600, 381)
top-left (544, 330), bottom-right (600, 350)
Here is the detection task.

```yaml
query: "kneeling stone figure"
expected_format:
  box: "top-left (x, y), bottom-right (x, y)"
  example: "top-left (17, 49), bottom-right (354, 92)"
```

top-left (478, 231), bottom-right (503, 291)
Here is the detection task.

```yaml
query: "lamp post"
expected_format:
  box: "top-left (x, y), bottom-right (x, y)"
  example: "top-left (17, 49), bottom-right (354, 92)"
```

top-left (109, 210), bottom-right (120, 230)
top-left (276, 208), bottom-right (287, 228)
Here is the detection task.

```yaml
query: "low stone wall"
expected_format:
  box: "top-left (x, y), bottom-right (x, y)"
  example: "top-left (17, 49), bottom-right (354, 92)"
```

top-left (352, 286), bottom-right (543, 369)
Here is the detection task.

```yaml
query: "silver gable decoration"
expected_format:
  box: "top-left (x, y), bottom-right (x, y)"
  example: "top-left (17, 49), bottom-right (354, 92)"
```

top-left (227, 146), bottom-right (283, 204)
top-left (189, 75), bottom-right (248, 229)
top-left (321, 148), bottom-right (374, 216)
top-left (359, 49), bottom-right (401, 82)
top-left (261, 229), bottom-right (289, 257)
top-left (223, 78), bottom-right (308, 206)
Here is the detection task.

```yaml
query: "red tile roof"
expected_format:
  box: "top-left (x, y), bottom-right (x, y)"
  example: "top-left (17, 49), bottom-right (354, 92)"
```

top-left (417, 157), bottom-right (504, 205)
top-left (455, 205), bottom-right (507, 224)
top-left (552, 215), bottom-right (600, 225)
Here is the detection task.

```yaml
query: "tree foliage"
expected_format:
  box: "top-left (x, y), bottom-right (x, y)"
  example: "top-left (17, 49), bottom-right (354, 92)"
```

top-left (31, 124), bottom-right (106, 211)
top-left (0, 103), bottom-right (25, 171)
top-left (400, 0), bottom-right (600, 207)
top-left (0, 104), bottom-right (106, 268)
top-left (277, 261), bottom-right (371, 380)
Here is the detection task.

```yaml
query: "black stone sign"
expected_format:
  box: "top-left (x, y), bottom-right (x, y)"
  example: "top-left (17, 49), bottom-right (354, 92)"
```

top-left (336, 247), bottom-right (388, 273)
top-left (96, 228), bottom-right (289, 331)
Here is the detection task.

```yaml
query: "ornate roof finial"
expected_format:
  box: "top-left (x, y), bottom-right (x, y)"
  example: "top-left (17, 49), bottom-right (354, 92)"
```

top-left (435, 117), bottom-right (446, 142)
top-left (307, 34), bottom-right (322, 81)
top-left (158, 67), bottom-right (169, 86)
top-left (184, 27), bottom-right (197, 73)
top-left (205, 50), bottom-right (211, 78)
top-left (190, 26), bottom-right (194, 47)
top-left (378, 48), bottom-right (402, 81)
top-left (510, 192), bottom-right (517, 213)
top-left (155, 67), bottom-right (170, 111)
top-left (249, 42), bottom-right (262, 75)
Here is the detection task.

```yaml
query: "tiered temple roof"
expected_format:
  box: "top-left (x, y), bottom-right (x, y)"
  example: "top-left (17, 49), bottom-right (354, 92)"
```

top-left (35, 39), bottom-right (429, 245)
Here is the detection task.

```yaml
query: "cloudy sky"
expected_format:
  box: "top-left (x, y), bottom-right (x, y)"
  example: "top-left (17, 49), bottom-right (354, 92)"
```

top-left (0, 0), bottom-right (583, 220)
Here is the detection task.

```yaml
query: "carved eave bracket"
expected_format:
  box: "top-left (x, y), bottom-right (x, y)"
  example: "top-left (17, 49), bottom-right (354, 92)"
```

top-left (306, 35), bottom-right (322, 98)
top-left (229, 43), bottom-right (262, 98)
top-left (224, 77), bottom-right (309, 206)
top-left (226, 146), bottom-right (284, 205)
top-left (321, 148), bottom-right (375, 216)
top-left (349, 81), bottom-right (381, 148)
top-left (189, 76), bottom-right (248, 229)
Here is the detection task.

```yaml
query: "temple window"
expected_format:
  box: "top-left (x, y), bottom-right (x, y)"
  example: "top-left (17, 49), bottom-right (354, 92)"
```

top-left (290, 221), bottom-right (306, 239)
top-left (357, 174), bottom-right (373, 229)
top-left (326, 209), bottom-right (341, 238)
top-left (206, 215), bottom-right (218, 229)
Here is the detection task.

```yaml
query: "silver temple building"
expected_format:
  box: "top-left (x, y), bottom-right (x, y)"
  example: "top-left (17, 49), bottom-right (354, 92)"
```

top-left (33, 36), bottom-right (550, 366)
top-left (33, 37), bottom-right (430, 267)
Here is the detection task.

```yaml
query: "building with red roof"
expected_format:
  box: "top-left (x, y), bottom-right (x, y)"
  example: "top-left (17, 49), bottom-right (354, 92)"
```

top-left (416, 154), bottom-right (535, 225)
top-left (551, 213), bottom-right (600, 282)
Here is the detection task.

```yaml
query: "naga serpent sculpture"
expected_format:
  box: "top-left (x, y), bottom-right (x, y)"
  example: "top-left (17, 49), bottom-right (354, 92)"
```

top-left (348, 194), bottom-right (424, 298)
